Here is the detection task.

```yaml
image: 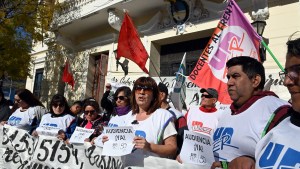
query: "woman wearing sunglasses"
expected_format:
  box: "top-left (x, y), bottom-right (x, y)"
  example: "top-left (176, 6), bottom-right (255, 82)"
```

top-left (2, 89), bottom-right (47, 134)
top-left (78, 99), bottom-right (106, 142)
top-left (121, 76), bottom-right (177, 166)
top-left (33, 94), bottom-right (75, 140)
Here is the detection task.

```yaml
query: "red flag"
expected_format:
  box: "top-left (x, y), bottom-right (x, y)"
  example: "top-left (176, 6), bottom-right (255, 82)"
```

top-left (188, 0), bottom-right (261, 104)
top-left (117, 12), bottom-right (149, 74)
top-left (62, 60), bottom-right (75, 89)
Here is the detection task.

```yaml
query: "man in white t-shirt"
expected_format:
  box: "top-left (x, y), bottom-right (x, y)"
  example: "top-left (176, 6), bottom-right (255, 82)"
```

top-left (211, 56), bottom-right (290, 169)
top-left (185, 88), bottom-right (222, 138)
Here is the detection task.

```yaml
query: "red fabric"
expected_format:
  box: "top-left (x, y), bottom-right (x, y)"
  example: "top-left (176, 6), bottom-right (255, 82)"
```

top-left (62, 60), bottom-right (75, 89)
top-left (199, 106), bottom-right (217, 113)
top-left (230, 91), bottom-right (278, 115)
top-left (117, 12), bottom-right (149, 74)
top-left (85, 121), bottom-right (93, 129)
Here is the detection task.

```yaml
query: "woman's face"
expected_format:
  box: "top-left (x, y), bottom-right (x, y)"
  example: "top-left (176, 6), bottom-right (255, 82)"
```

top-left (134, 85), bottom-right (153, 111)
top-left (115, 91), bottom-right (129, 107)
top-left (14, 95), bottom-right (28, 109)
top-left (52, 102), bottom-right (65, 115)
top-left (84, 105), bottom-right (98, 121)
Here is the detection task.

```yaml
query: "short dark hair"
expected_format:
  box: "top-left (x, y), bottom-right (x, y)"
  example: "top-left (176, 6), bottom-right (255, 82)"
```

top-left (287, 31), bottom-right (300, 57)
top-left (49, 94), bottom-right (71, 115)
top-left (72, 100), bottom-right (83, 107)
top-left (131, 76), bottom-right (160, 115)
top-left (226, 56), bottom-right (265, 90)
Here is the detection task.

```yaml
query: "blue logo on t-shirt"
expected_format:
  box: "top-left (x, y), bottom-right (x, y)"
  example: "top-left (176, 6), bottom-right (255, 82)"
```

top-left (135, 130), bottom-right (146, 138)
top-left (108, 123), bottom-right (118, 127)
top-left (213, 127), bottom-right (238, 160)
top-left (43, 123), bottom-right (58, 127)
top-left (8, 116), bottom-right (22, 126)
top-left (259, 142), bottom-right (300, 168)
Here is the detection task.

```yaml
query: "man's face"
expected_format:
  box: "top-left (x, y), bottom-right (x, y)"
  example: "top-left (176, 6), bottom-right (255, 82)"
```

top-left (283, 55), bottom-right (300, 108)
top-left (71, 104), bottom-right (82, 115)
top-left (227, 65), bottom-right (256, 107)
top-left (200, 92), bottom-right (216, 108)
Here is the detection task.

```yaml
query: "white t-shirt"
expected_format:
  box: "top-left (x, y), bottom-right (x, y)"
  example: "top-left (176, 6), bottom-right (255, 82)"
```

top-left (255, 117), bottom-right (300, 169)
top-left (7, 107), bottom-right (37, 131)
top-left (186, 106), bottom-right (223, 138)
top-left (213, 96), bottom-right (289, 162)
top-left (36, 113), bottom-right (75, 136)
top-left (107, 115), bottom-right (127, 127)
top-left (122, 108), bottom-right (177, 167)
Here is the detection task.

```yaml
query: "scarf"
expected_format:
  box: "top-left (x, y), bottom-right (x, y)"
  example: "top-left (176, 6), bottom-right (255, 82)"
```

top-left (115, 106), bottom-right (131, 116)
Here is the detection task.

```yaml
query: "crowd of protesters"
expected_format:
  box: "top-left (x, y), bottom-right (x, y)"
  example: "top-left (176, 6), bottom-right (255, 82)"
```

top-left (0, 32), bottom-right (299, 169)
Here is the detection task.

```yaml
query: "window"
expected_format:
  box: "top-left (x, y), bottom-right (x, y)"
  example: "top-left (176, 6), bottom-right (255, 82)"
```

top-left (33, 68), bottom-right (44, 99)
top-left (160, 37), bottom-right (210, 76)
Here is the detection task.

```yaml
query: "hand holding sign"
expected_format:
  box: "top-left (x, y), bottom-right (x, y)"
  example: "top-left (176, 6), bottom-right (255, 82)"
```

top-left (102, 126), bottom-right (135, 156)
top-left (69, 127), bottom-right (94, 144)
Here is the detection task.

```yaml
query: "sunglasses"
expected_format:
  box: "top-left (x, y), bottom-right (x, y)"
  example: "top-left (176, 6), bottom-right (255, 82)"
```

top-left (114, 96), bottom-right (126, 101)
top-left (201, 94), bottom-right (213, 98)
top-left (53, 103), bottom-right (65, 108)
top-left (15, 99), bottom-right (22, 103)
top-left (84, 110), bottom-right (96, 115)
top-left (134, 85), bottom-right (153, 91)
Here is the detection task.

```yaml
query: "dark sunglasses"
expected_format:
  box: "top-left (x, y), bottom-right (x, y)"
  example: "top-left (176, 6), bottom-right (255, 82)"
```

top-left (134, 85), bottom-right (153, 91)
top-left (114, 96), bottom-right (126, 101)
top-left (84, 110), bottom-right (96, 115)
top-left (53, 103), bottom-right (65, 108)
top-left (201, 94), bottom-right (213, 98)
top-left (15, 99), bottom-right (22, 103)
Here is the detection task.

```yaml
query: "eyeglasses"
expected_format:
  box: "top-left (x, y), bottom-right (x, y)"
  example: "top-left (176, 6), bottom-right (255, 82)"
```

top-left (15, 99), bottom-right (22, 103)
top-left (279, 64), bottom-right (300, 82)
top-left (134, 85), bottom-right (153, 92)
top-left (201, 94), bottom-right (213, 98)
top-left (53, 103), bottom-right (65, 108)
top-left (114, 96), bottom-right (126, 101)
top-left (84, 110), bottom-right (96, 115)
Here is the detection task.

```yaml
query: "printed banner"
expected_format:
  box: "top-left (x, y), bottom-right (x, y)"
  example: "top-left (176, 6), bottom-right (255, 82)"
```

top-left (180, 130), bottom-right (214, 166)
top-left (0, 125), bottom-right (123, 169)
top-left (188, 0), bottom-right (262, 104)
top-left (0, 125), bottom-right (210, 169)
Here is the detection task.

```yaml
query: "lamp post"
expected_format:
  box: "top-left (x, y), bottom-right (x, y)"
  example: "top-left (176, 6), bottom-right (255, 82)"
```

top-left (251, 20), bottom-right (268, 62)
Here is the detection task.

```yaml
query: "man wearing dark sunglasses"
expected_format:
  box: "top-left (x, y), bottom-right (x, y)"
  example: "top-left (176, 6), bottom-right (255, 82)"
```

top-left (176, 87), bottom-right (221, 163)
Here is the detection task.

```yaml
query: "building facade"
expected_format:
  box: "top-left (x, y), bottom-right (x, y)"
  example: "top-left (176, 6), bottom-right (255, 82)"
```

top-left (26, 0), bottom-right (300, 107)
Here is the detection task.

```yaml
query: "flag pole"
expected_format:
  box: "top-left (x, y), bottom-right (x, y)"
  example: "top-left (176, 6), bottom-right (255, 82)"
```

top-left (261, 40), bottom-right (284, 71)
top-left (148, 56), bottom-right (163, 82)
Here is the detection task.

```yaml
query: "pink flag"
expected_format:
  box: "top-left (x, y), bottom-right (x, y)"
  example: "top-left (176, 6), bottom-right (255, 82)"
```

top-left (188, 0), bottom-right (261, 104)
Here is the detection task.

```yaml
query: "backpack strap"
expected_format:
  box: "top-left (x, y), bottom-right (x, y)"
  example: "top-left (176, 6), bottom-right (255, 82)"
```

top-left (261, 105), bottom-right (291, 137)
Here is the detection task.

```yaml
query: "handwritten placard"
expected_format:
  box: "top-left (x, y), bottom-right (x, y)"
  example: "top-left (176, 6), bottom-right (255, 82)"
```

top-left (35, 125), bottom-right (60, 137)
top-left (102, 126), bottom-right (135, 156)
top-left (180, 130), bottom-right (214, 165)
top-left (69, 127), bottom-right (94, 144)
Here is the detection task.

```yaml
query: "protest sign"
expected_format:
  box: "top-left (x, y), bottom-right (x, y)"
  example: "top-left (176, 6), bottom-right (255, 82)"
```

top-left (0, 125), bottom-right (123, 169)
top-left (35, 125), bottom-right (60, 137)
top-left (180, 130), bottom-right (214, 166)
top-left (102, 126), bottom-right (135, 156)
top-left (69, 126), bottom-right (94, 144)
